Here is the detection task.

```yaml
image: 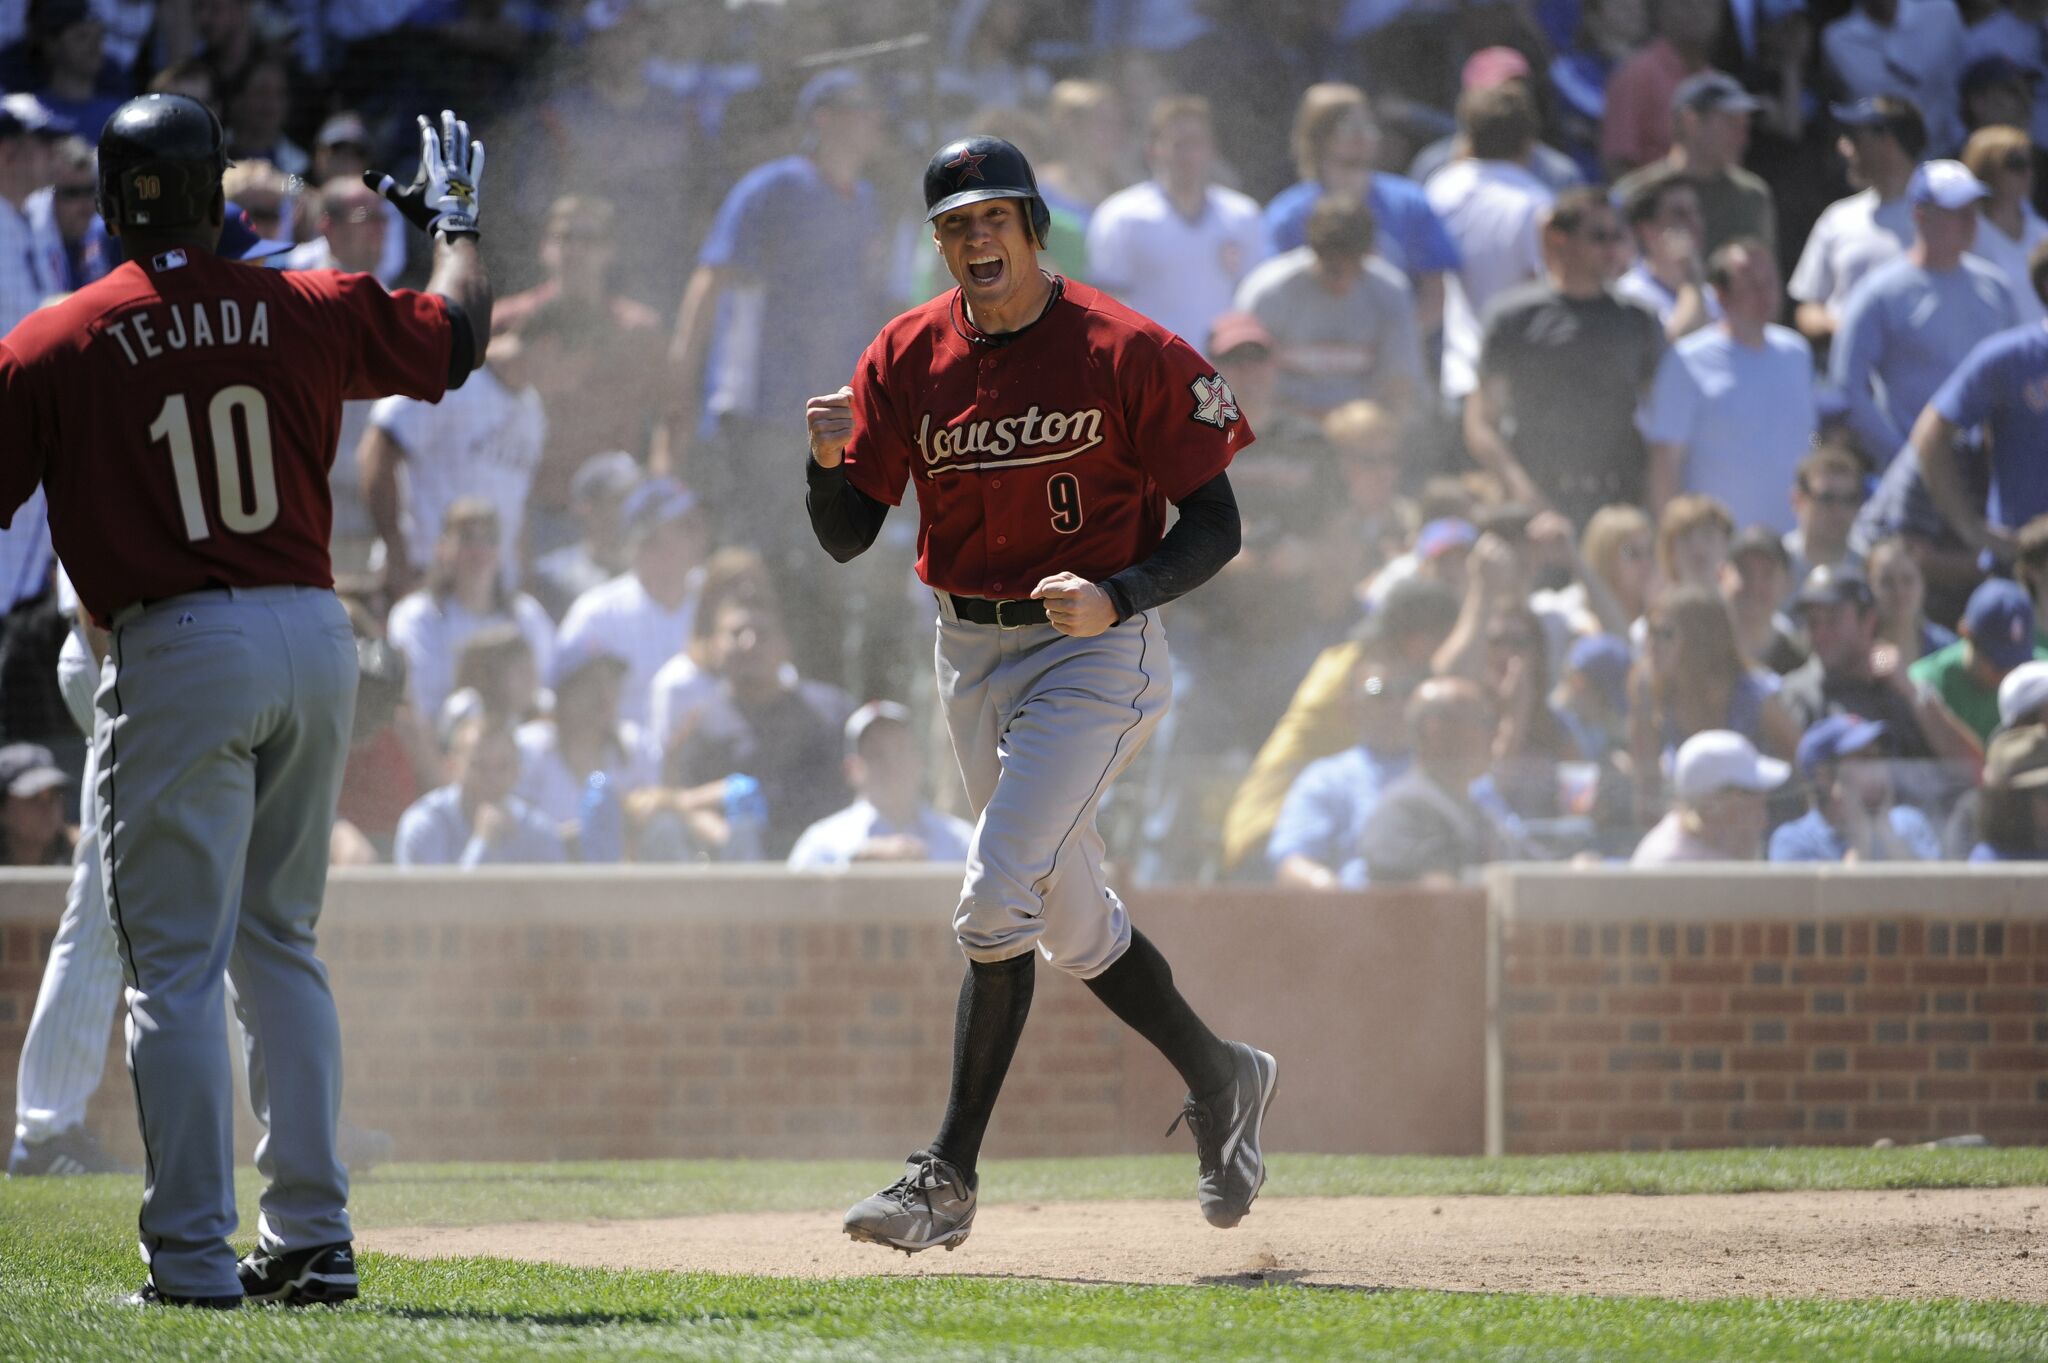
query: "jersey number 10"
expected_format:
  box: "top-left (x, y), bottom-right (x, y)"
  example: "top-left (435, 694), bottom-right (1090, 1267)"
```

top-left (149, 387), bottom-right (281, 541)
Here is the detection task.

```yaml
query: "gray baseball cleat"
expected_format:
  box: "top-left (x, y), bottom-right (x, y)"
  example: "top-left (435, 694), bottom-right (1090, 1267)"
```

top-left (1167, 1041), bottom-right (1279, 1228)
top-left (844, 1151), bottom-right (977, 1254)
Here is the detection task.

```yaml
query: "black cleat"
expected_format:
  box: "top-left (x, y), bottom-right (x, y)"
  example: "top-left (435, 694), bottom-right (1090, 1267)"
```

top-left (126, 1280), bottom-right (241, 1309)
top-left (238, 1241), bottom-right (360, 1306)
top-left (1168, 1041), bottom-right (1279, 1228)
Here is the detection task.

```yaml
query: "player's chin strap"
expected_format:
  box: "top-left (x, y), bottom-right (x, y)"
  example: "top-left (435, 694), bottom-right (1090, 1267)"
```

top-left (951, 271), bottom-right (1063, 348)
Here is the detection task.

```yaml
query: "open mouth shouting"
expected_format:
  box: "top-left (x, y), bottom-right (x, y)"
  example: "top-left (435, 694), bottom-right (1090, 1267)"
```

top-left (967, 254), bottom-right (1005, 286)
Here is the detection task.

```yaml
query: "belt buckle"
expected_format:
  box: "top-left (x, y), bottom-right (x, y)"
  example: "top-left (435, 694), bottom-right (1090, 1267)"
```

top-left (994, 598), bottom-right (1030, 630)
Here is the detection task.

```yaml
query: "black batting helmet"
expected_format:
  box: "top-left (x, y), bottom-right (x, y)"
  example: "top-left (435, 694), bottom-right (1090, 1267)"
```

top-left (923, 135), bottom-right (1051, 249)
top-left (97, 94), bottom-right (228, 231)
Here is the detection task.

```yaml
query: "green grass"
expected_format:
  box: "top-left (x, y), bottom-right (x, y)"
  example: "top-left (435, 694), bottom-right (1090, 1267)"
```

top-left (4, 1150), bottom-right (2046, 1361)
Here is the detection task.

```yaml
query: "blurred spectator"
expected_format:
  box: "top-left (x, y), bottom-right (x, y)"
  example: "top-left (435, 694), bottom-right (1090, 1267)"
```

top-left (1960, 11), bottom-right (2048, 147)
top-left (492, 195), bottom-right (666, 555)
top-left (1723, 526), bottom-right (1807, 675)
top-left (1960, 124), bottom-right (2046, 325)
top-left (277, 174), bottom-right (392, 281)
top-left (1267, 641), bottom-right (1422, 890)
top-left (1220, 576), bottom-right (1461, 876)
top-left (1614, 173), bottom-right (1716, 338)
top-left (1969, 723), bottom-right (2048, 860)
top-left (1907, 577), bottom-right (2042, 742)
top-left (647, 544), bottom-right (778, 754)
top-left (219, 156), bottom-right (289, 243)
top-left (1309, 399), bottom-right (1416, 609)
top-left (1264, 83), bottom-right (1456, 331)
top-left (1789, 96), bottom-right (1924, 342)
top-left (188, 0), bottom-right (270, 90)
top-left (305, 111), bottom-right (407, 282)
top-left (145, 57), bottom-right (218, 110)
top-left (2015, 515), bottom-right (2048, 645)
top-left (1656, 494), bottom-right (1737, 596)
top-left (1832, 160), bottom-right (2016, 469)
top-left (1484, 601), bottom-right (1582, 820)
top-left (1235, 194), bottom-right (1423, 422)
top-left (556, 476), bottom-right (709, 731)
top-left (1601, 0), bottom-right (1723, 177)
top-left (446, 624), bottom-right (541, 732)
top-left (1578, 504), bottom-right (1659, 633)
top-left (1958, 54), bottom-right (2037, 144)
top-left (1642, 237), bottom-right (1816, 527)
top-left (1556, 633), bottom-right (1633, 762)
top-left (1407, 47), bottom-right (1585, 194)
top-left (654, 594), bottom-right (852, 861)
top-left (1631, 729), bottom-right (1789, 863)
top-left (2001, 661), bottom-right (2048, 729)
top-left (1612, 73), bottom-right (1778, 262)
top-left (514, 639), bottom-right (662, 852)
top-left (220, 53), bottom-right (303, 173)
top-left (385, 499), bottom-right (557, 725)
top-left (1779, 564), bottom-right (1978, 767)
top-left (1037, 79), bottom-right (1128, 225)
top-left (1359, 677), bottom-right (1523, 885)
top-left (1769, 714), bottom-right (1943, 860)
top-left (934, 0), bottom-right (1051, 121)
top-left (1086, 94), bottom-right (1267, 348)
top-left (1867, 533), bottom-right (1957, 663)
top-left (1201, 311), bottom-right (1333, 550)
top-left (1917, 239), bottom-right (2048, 557)
top-left (334, 636), bottom-right (421, 862)
top-left (786, 700), bottom-right (973, 871)
top-left (394, 715), bottom-right (564, 867)
top-left (27, 134), bottom-right (108, 291)
top-left (360, 312), bottom-right (548, 598)
top-left (1849, 436), bottom-right (1984, 627)
top-left (0, 95), bottom-right (68, 334)
top-left (1785, 446), bottom-right (1868, 587)
top-left (1822, 0), bottom-right (1968, 157)
top-left (0, 741), bottom-right (71, 865)
top-left (1427, 80), bottom-right (1553, 404)
top-left (531, 451), bottom-right (638, 621)
top-left (30, 0), bottom-right (120, 141)
top-left (1465, 187), bottom-right (1665, 526)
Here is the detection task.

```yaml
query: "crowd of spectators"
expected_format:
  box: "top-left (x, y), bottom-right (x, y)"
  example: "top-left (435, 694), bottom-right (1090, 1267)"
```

top-left (6, 0), bottom-right (2048, 883)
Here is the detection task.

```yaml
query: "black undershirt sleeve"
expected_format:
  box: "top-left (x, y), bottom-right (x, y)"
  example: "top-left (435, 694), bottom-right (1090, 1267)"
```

top-left (804, 454), bottom-right (890, 562)
top-left (443, 301), bottom-right (476, 390)
top-left (1101, 471), bottom-right (1241, 622)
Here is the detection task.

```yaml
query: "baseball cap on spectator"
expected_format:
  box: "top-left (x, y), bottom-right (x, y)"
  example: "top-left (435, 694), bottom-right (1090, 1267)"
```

top-left (796, 68), bottom-right (873, 123)
top-left (1961, 55), bottom-right (2037, 100)
top-left (1908, 160), bottom-right (1991, 210)
top-left (0, 743), bottom-right (68, 799)
top-left (1566, 633), bottom-right (1632, 713)
top-left (571, 451), bottom-right (640, 504)
top-left (315, 111), bottom-right (371, 152)
top-left (1797, 714), bottom-right (1888, 777)
top-left (1985, 724), bottom-right (2048, 790)
top-left (0, 93), bottom-right (71, 140)
top-left (1963, 578), bottom-right (2036, 670)
top-left (844, 699), bottom-right (912, 754)
top-left (1829, 96), bottom-right (1927, 155)
top-left (1462, 46), bottom-right (1530, 92)
top-left (219, 201), bottom-right (297, 261)
top-left (550, 636), bottom-right (631, 691)
top-left (1792, 563), bottom-right (1875, 612)
top-left (1673, 71), bottom-right (1760, 118)
top-left (1999, 661), bottom-right (2048, 729)
top-left (1729, 524), bottom-right (1792, 571)
top-left (1673, 730), bottom-right (1789, 803)
top-left (623, 477), bottom-right (699, 538)
top-left (1207, 311), bottom-right (1272, 360)
top-left (1415, 518), bottom-right (1478, 560)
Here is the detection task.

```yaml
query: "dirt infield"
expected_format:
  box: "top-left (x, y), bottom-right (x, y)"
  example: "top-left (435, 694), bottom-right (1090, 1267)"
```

top-left (360, 1187), bottom-right (2048, 1301)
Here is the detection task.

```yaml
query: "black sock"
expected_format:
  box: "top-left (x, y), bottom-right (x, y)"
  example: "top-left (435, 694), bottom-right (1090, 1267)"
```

top-left (1084, 928), bottom-right (1235, 1097)
top-left (927, 951), bottom-right (1035, 1178)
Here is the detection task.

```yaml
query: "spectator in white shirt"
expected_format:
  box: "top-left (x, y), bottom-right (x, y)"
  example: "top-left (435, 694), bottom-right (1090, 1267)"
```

top-left (787, 701), bottom-right (973, 871)
top-left (1642, 237), bottom-right (1818, 530)
top-left (648, 544), bottom-right (780, 753)
top-left (556, 477), bottom-right (710, 731)
top-left (395, 715), bottom-right (564, 868)
top-left (1822, 0), bottom-right (1968, 156)
top-left (1631, 729), bottom-right (1789, 863)
top-left (0, 95), bottom-right (68, 336)
top-left (1615, 173), bottom-right (1719, 339)
top-left (386, 499), bottom-right (558, 725)
top-left (1425, 80), bottom-right (1554, 403)
top-left (1961, 124), bottom-right (2048, 325)
top-left (1789, 96), bottom-right (1924, 342)
top-left (1085, 94), bottom-right (1268, 346)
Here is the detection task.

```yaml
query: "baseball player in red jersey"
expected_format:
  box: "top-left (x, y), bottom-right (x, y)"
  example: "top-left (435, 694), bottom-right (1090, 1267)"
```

top-left (806, 135), bottom-right (1278, 1254)
top-left (0, 94), bottom-right (491, 1307)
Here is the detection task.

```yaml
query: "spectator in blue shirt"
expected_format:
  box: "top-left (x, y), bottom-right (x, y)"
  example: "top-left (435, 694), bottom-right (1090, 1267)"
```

top-left (1831, 160), bottom-right (2018, 468)
top-left (1265, 83), bottom-right (1459, 333)
top-left (395, 716), bottom-right (566, 867)
top-left (1971, 724), bottom-right (2048, 861)
top-left (1768, 714), bottom-right (1944, 862)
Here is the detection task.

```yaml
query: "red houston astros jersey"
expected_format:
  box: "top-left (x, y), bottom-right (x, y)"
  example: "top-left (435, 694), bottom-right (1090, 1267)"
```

top-left (840, 279), bottom-right (1253, 599)
top-left (0, 247), bottom-right (454, 623)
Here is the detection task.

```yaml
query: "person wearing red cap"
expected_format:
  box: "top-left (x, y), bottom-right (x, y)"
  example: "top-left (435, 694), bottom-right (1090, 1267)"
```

top-left (1407, 48), bottom-right (1586, 194)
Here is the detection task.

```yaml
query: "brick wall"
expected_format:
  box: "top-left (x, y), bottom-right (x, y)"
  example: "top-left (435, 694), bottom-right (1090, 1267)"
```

top-left (0, 870), bottom-right (1487, 1163)
top-left (1491, 868), bottom-right (2048, 1153)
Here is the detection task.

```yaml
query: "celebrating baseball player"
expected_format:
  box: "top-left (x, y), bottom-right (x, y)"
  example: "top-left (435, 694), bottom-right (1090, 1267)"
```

top-left (805, 135), bottom-right (1277, 1254)
top-left (0, 94), bottom-right (490, 1307)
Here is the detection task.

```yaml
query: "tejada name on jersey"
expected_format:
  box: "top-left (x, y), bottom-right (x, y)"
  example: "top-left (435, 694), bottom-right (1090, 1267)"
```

top-left (101, 298), bottom-right (273, 367)
top-left (916, 404), bottom-right (1104, 475)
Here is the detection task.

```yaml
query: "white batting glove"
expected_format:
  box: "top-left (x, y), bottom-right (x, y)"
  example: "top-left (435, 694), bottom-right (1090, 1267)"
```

top-left (366, 109), bottom-right (484, 240)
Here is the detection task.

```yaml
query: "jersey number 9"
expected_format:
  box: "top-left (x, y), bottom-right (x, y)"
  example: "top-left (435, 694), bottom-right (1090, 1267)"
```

top-left (149, 387), bottom-right (281, 542)
top-left (1048, 472), bottom-right (1083, 535)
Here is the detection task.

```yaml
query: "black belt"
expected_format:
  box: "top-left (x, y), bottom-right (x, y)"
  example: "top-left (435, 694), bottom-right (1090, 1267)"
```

top-left (947, 594), bottom-right (1048, 628)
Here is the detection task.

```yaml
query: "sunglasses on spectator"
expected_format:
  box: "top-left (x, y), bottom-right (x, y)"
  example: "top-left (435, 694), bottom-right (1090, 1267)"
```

top-left (53, 184), bottom-right (95, 201)
top-left (1804, 489), bottom-right (1862, 508)
top-left (1578, 227), bottom-right (1625, 244)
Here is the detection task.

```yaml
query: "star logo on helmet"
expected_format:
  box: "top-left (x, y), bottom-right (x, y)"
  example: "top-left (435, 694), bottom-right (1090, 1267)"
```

top-left (945, 149), bottom-right (988, 184)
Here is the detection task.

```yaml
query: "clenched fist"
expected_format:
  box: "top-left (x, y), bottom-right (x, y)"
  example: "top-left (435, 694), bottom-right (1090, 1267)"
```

top-left (807, 386), bottom-right (855, 468)
top-left (1033, 572), bottom-right (1117, 638)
